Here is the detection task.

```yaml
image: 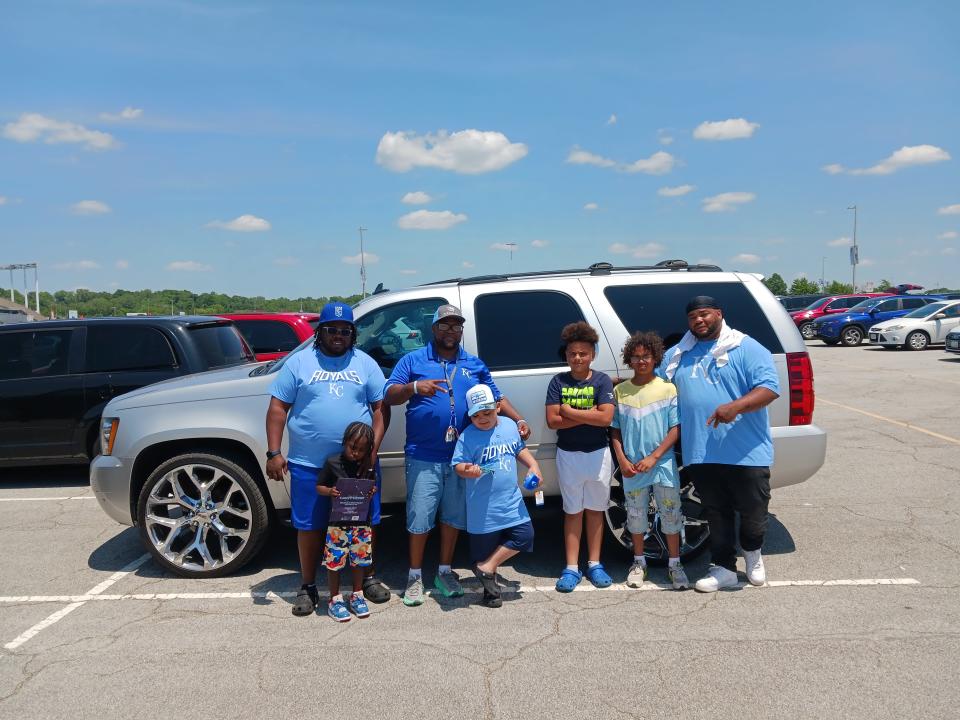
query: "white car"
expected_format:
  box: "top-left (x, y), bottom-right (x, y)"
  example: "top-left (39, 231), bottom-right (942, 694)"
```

top-left (869, 300), bottom-right (960, 350)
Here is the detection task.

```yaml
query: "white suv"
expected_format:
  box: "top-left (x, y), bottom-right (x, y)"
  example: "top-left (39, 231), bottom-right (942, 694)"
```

top-left (91, 261), bottom-right (826, 577)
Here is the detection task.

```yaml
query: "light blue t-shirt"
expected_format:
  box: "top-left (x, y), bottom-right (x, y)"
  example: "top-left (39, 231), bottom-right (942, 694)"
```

top-left (659, 336), bottom-right (779, 467)
top-left (611, 376), bottom-right (680, 492)
top-left (270, 346), bottom-right (386, 468)
top-left (451, 417), bottom-right (530, 534)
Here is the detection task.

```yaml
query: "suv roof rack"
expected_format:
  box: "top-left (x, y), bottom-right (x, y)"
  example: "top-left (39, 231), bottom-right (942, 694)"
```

top-left (419, 260), bottom-right (723, 287)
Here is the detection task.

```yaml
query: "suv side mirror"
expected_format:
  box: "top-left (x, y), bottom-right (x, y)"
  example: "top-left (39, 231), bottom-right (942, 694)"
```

top-left (868, 308), bottom-right (878, 314)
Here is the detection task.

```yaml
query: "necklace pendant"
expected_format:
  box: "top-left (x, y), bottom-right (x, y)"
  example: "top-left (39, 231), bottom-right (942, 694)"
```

top-left (444, 426), bottom-right (458, 443)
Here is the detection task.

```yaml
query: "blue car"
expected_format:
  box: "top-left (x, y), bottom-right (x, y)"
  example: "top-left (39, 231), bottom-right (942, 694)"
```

top-left (813, 295), bottom-right (941, 346)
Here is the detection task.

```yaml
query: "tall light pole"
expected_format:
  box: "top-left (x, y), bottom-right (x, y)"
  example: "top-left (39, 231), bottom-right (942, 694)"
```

top-left (821, 256), bottom-right (826, 290)
top-left (357, 226), bottom-right (368, 298)
top-left (505, 242), bottom-right (517, 261)
top-left (847, 205), bottom-right (858, 291)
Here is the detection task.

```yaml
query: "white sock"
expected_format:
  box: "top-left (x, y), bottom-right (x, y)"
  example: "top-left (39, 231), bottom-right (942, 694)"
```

top-left (351, 590), bottom-right (363, 599)
top-left (408, 568), bottom-right (422, 579)
top-left (565, 564), bottom-right (579, 572)
top-left (587, 560), bottom-right (601, 569)
top-left (633, 555), bottom-right (646, 567)
top-left (438, 564), bottom-right (452, 575)
top-left (330, 593), bottom-right (343, 603)
top-left (668, 557), bottom-right (680, 567)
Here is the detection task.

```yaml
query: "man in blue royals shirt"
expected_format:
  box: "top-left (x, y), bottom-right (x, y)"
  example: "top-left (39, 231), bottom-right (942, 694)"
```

top-left (265, 301), bottom-right (388, 616)
top-left (385, 304), bottom-right (530, 606)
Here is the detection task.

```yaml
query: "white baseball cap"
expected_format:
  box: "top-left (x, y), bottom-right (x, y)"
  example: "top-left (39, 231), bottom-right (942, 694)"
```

top-left (466, 384), bottom-right (497, 417)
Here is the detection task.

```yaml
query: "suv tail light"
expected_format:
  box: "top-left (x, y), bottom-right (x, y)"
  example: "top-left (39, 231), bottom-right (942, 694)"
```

top-left (786, 352), bottom-right (814, 425)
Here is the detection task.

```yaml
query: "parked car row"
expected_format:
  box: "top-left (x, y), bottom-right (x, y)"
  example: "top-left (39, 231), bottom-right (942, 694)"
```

top-left (868, 300), bottom-right (960, 350)
top-left (812, 295), bottom-right (939, 347)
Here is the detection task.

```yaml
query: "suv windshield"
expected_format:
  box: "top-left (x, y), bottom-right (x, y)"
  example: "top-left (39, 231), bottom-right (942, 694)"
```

top-left (188, 323), bottom-right (255, 369)
top-left (803, 297), bottom-right (832, 311)
top-left (904, 301), bottom-right (948, 319)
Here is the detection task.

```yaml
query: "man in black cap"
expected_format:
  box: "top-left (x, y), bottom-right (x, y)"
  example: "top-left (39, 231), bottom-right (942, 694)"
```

top-left (660, 296), bottom-right (780, 592)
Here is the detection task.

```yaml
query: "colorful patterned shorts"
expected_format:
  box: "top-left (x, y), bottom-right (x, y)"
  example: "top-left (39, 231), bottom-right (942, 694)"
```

top-left (323, 525), bottom-right (373, 571)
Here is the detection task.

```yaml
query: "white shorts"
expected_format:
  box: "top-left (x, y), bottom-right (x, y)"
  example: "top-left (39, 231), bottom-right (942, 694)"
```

top-left (556, 447), bottom-right (613, 514)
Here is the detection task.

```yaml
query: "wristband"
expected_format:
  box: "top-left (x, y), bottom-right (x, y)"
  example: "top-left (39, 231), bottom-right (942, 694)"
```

top-left (517, 418), bottom-right (528, 425)
top-left (412, 381), bottom-right (419, 395)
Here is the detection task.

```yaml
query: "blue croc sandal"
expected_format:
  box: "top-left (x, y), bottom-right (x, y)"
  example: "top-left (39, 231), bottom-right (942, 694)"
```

top-left (585, 563), bottom-right (613, 588)
top-left (555, 568), bottom-right (582, 593)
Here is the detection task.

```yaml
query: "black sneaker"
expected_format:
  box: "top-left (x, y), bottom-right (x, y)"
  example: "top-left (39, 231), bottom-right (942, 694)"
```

top-left (292, 584), bottom-right (319, 616)
top-left (481, 590), bottom-right (502, 608)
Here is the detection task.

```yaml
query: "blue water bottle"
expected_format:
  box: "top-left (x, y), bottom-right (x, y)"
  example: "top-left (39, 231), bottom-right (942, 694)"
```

top-left (523, 473), bottom-right (540, 490)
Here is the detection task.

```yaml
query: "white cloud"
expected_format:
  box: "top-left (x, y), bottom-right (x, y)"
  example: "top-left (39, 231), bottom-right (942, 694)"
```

top-left (399, 269), bottom-right (418, 275)
top-left (938, 204), bottom-right (960, 215)
top-left (693, 118), bottom-right (760, 141)
top-left (859, 258), bottom-right (876, 266)
top-left (273, 256), bottom-right (298, 266)
top-left (205, 214), bottom-right (271, 232)
top-left (938, 231), bottom-right (958, 240)
top-left (566, 147), bottom-right (616, 168)
top-left (397, 209), bottom-right (467, 230)
top-left (567, 147), bottom-right (676, 175)
top-left (702, 192), bottom-right (756, 213)
top-left (0, 196), bottom-right (7, 205)
top-left (115, 259), bottom-right (129, 270)
top-left (608, 242), bottom-right (665, 258)
top-left (3, 113), bottom-right (118, 150)
top-left (70, 200), bottom-right (111, 215)
top-left (342, 252), bottom-right (380, 265)
top-left (166, 260), bottom-right (212, 272)
top-left (943, 247), bottom-right (958, 256)
top-left (531, 239), bottom-right (549, 248)
top-left (490, 243), bottom-right (518, 252)
top-left (461, 261), bottom-right (475, 269)
top-left (584, 202), bottom-right (599, 211)
top-left (401, 191), bottom-right (433, 205)
top-left (53, 259), bottom-right (100, 270)
top-left (658, 184), bottom-right (695, 197)
top-left (697, 258), bottom-right (716, 265)
top-left (376, 129), bottom-right (528, 174)
top-left (99, 106), bottom-right (143, 122)
top-left (731, 253), bottom-right (761, 264)
top-left (657, 129), bottom-right (674, 146)
top-left (606, 114), bottom-right (617, 126)
top-left (827, 236), bottom-right (852, 247)
top-left (833, 145), bottom-right (951, 176)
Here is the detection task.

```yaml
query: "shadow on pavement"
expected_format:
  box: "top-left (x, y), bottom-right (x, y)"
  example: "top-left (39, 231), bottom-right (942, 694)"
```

top-left (0, 464), bottom-right (89, 489)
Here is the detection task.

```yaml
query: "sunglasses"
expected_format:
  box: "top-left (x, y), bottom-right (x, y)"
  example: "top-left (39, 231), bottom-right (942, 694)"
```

top-left (629, 355), bottom-right (654, 364)
top-left (435, 322), bottom-right (464, 332)
top-left (321, 327), bottom-right (352, 337)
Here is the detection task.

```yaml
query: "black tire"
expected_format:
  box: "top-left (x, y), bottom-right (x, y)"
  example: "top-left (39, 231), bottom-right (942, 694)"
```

top-left (799, 322), bottom-right (816, 340)
top-left (136, 452), bottom-right (271, 578)
top-left (605, 467), bottom-right (710, 565)
top-left (840, 325), bottom-right (864, 347)
top-left (905, 331), bottom-right (929, 351)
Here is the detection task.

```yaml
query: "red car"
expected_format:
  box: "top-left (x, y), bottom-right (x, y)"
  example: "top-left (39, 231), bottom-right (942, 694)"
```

top-left (790, 293), bottom-right (893, 340)
top-left (218, 312), bottom-right (320, 361)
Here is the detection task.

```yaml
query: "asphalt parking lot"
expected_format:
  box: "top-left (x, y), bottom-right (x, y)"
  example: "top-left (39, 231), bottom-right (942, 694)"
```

top-left (1, 342), bottom-right (959, 720)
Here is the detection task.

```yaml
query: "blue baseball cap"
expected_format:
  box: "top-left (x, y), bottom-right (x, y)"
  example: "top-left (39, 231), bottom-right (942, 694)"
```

top-left (318, 301), bottom-right (355, 325)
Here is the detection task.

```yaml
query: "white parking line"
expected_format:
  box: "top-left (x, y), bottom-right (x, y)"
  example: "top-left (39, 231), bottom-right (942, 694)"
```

top-left (3, 553), bottom-right (149, 651)
top-left (0, 496), bottom-right (97, 503)
top-left (819, 398), bottom-right (960, 446)
top-left (0, 578), bottom-right (920, 604)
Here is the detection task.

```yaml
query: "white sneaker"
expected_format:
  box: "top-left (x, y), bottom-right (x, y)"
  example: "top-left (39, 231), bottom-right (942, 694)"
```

top-left (625, 562), bottom-right (648, 588)
top-left (743, 549), bottom-right (766, 586)
top-left (694, 565), bottom-right (739, 593)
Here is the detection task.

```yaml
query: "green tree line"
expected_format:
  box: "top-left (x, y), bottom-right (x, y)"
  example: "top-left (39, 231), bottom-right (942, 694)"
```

top-left (1, 287), bottom-right (364, 319)
top-left (761, 274), bottom-right (957, 296)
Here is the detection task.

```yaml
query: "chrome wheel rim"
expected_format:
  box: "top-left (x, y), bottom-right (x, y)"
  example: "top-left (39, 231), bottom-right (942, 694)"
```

top-left (145, 463), bottom-right (253, 572)
top-left (842, 327), bottom-right (862, 345)
top-left (908, 332), bottom-right (928, 350)
top-left (800, 323), bottom-right (815, 340)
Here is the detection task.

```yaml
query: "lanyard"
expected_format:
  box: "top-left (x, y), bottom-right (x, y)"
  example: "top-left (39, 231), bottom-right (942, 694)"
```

top-left (440, 358), bottom-right (458, 441)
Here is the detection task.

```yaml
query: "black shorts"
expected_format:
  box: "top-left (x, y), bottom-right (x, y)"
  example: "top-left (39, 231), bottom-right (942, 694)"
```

top-left (469, 521), bottom-right (535, 563)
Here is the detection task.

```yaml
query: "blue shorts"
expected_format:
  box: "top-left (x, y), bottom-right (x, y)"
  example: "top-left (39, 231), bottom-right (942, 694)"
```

top-left (404, 457), bottom-right (466, 534)
top-left (289, 461), bottom-right (382, 531)
top-left (469, 521), bottom-right (535, 563)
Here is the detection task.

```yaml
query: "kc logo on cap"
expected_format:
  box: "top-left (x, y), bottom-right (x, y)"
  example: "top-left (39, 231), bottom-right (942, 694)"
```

top-left (335, 305), bottom-right (343, 317)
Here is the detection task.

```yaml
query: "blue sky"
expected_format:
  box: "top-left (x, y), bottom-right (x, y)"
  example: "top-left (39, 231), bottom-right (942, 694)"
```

top-left (2, 0), bottom-right (958, 299)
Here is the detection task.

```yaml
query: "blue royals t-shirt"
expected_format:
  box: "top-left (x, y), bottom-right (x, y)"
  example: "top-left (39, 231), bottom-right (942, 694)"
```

top-left (451, 417), bottom-right (530, 535)
top-left (270, 346), bottom-right (386, 468)
top-left (386, 343), bottom-right (501, 463)
top-left (659, 336), bottom-right (779, 467)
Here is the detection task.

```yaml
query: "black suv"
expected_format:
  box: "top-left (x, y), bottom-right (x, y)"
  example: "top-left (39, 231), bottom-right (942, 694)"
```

top-left (0, 317), bottom-right (255, 467)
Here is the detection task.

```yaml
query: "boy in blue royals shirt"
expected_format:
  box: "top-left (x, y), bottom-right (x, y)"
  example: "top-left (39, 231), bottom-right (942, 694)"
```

top-left (452, 384), bottom-right (543, 608)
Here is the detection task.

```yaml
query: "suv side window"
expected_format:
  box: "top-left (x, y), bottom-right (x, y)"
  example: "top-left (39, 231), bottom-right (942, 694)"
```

top-left (86, 325), bottom-right (177, 372)
top-left (836, 297), bottom-right (862, 309)
top-left (901, 297), bottom-right (927, 310)
top-left (0, 329), bottom-right (74, 379)
top-left (873, 299), bottom-right (899, 312)
top-left (233, 320), bottom-right (300, 354)
top-left (355, 297), bottom-right (445, 372)
top-left (475, 291), bottom-right (585, 371)
top-left (604, 282), bottom-right (785, 353)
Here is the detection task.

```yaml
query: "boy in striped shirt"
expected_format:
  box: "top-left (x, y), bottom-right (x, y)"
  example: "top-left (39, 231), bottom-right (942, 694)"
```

top-left (611, 331), bottom-right (689, 590)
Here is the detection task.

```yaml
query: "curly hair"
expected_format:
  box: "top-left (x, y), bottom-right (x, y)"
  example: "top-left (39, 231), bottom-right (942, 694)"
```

top-left (621, 331), bottom-right (665, 366)
top-left (560, 321), bottom-right (599, 347)
top-left (342, 421), bottom-right (374, 452)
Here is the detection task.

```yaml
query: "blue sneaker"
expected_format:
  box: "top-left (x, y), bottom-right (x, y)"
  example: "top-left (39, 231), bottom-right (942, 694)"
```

top-left (327, 598), bottom-right (351, 622)
top-left (349, 593), bottom-right (371, 618)
top-left (585, 563), bottom-right (613, 588)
